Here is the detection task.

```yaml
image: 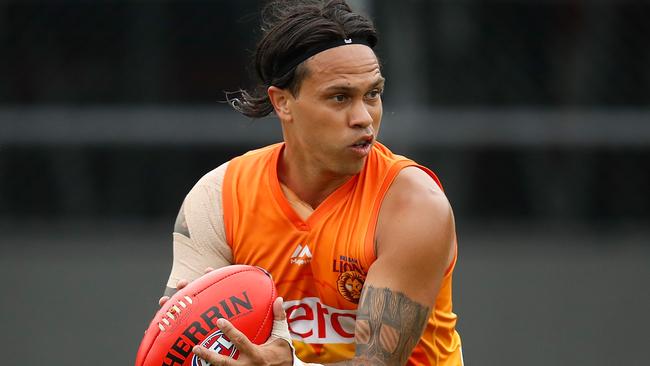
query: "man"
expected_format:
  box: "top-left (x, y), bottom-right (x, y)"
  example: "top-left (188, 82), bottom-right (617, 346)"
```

top-left (160, 1), bottom-right (463, 365)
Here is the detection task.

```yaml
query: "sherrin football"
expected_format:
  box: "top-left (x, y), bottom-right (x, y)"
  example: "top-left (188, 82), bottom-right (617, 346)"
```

top-left (135, 265), bottom-right (277, 366)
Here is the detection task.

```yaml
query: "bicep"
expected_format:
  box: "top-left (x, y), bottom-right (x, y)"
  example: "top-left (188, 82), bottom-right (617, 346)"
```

top-left (165, 163), bottom-right (233, 291)
top-left (345, 168), bottom-right (456, 365)
top-left (372, 166), bottom-right (455, 305)
top-left (165, 231), bottom-right (231, 288)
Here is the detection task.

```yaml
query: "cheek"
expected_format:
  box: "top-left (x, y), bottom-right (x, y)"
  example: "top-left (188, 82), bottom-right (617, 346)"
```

top-left (295, 116), bottom-right (339, 154)
top-left (303, 110), bottom-right (347, 142)
top-left (292, 105), bottom-right (328, 141)
top-left (371, 104), bottom-right (383, 130)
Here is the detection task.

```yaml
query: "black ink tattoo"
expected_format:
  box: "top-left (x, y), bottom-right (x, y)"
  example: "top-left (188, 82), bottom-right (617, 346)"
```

top-left (163, 286), bottom-right (177, 297)
top-left (329, 285), bottom-right (431, 366)
top-left (174, 202), bottom-right (190, 238)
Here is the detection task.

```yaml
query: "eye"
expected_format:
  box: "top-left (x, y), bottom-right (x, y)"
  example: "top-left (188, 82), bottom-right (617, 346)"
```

top-left (332, 94), bottom-right (348, 103)
top-left (366, 89), bottom-right (383, 100)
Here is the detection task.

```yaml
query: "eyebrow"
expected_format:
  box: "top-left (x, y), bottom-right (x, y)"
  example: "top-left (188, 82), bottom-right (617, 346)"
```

top-left (322, 76), bottom-right (385, 94)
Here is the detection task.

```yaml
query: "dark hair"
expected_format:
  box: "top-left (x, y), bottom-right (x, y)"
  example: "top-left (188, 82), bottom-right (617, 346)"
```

top-left (228, 0), bottom-right (378, 118)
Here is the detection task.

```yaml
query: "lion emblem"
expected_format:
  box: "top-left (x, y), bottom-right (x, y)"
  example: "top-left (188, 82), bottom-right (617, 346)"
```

top-left (337, 271), bottom-right (365, 303)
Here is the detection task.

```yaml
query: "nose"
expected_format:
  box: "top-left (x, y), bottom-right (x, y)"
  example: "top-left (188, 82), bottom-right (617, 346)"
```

top-left (348, 100), bottom-right (373, 129)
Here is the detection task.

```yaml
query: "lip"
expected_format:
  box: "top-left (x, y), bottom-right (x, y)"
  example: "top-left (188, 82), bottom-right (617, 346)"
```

top-left (348, 136), bottom-right (374, 157)
top-left (351, 135), bottom-right (374, 146)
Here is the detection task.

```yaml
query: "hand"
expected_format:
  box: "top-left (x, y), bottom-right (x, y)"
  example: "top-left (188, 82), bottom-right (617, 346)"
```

top-left (192, 297), bottom-right (293, 366)
top-left (158, 267), bottom-right (215, 307)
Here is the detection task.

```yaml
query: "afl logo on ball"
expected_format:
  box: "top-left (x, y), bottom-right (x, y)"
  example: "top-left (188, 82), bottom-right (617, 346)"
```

top-left (191, 330), bottom-right (238, 365)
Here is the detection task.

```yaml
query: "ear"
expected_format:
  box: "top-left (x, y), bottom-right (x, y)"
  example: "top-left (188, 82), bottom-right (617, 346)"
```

top-left (268, 86), bottom-right (293, 121)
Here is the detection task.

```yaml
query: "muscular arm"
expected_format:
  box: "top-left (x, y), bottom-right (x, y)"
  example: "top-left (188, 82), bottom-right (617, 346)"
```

top-left (326, 286), bottom-right (431, 366)
top-left (175, 166), bottom-right (455, 366)
top-left (164, 163), bottom-right (233, 297)
top-left (329, 167), bottom-right (456, 366)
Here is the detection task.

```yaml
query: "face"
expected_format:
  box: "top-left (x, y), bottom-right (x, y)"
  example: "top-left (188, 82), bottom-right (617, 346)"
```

top-left (277, 44), bottom-right (384, 178)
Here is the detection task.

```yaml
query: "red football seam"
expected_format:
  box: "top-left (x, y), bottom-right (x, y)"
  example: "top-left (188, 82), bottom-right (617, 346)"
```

top-left (160, 267), bottom-right (260, 328)
top-left (141, 266), bottom-right (273, 364)
top-left (214, 267), bottom-right (275, 343)
top-left (190, 268), bottom-right (251, 294)
top-left (250, 275), bottom-right (276, 343)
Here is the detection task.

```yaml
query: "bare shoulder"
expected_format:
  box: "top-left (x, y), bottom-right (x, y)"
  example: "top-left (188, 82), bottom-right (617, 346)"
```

top-left (384, 166), bottom-right (448, 210)
top-left (373, 166), bottom-right (455, 305)
top-left (377, 166), bottom-right (453, 247)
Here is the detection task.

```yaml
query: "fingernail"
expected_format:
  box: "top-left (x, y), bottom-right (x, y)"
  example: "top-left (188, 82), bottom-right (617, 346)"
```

top-left (217, 318), bottom-right (227, 328)
top-left (192, 345), bottom-right (203, 355)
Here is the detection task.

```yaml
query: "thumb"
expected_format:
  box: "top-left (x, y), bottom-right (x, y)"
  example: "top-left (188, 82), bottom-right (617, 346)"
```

top-left (269, 297), bottom-right (292, 345)
top-left (273, 296), bottom-right (286, 321)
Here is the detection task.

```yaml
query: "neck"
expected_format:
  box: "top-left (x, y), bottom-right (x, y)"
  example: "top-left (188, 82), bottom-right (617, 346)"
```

top-left (277, 145), bottom-right (352, 209)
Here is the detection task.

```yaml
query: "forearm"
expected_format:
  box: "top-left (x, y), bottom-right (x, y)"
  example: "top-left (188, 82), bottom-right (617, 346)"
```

top-left (304, 285), bottom-right (431, 366)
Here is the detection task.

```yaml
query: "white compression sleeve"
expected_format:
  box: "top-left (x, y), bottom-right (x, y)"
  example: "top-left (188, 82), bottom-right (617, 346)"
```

top-left (167, 162), bottom-right (232, 287)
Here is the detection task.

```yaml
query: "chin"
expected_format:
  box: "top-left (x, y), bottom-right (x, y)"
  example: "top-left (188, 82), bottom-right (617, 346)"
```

top-left (338, 159), bottom-right (367, 177)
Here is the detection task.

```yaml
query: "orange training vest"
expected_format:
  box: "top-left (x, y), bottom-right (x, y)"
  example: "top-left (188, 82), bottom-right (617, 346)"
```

top-left (222, 142), bottom-right (462, 365)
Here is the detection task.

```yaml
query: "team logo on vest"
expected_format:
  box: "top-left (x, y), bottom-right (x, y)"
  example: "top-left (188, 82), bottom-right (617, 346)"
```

top-left (191, 330), bottom-right (238, 365)
top-left (332, 255), bottom-right (366, 303)
top-left (337, 271), bottom-right (365, 303)
top-left (290, 244), bottom-right (312, 265)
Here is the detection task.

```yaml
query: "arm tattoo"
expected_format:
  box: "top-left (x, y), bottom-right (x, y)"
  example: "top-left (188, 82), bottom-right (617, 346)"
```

top-left (166, 203), bottom-right (188, 298)
top-left (163, 286), bottom-right (178, 297)
top-left (174, 202), bottom-right (190, 238)
top-left (329, 285), bottom-right (431, 366)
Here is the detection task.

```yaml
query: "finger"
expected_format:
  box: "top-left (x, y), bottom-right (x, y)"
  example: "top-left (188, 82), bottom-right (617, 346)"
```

top-left (204, 267), bottom-right (214, 274)
top-left (216, 318), bottom-right (256, 356)
top-left (269, 297), bottom-right (292, 346)
top-left (176, 279), bottom-right (189, 290)
top-left (192, 345), bottom-right (235, 366)
top-left (269, 299), bottom-right (292, 345)
top-left (273, 297), bottom-right (286, 321)
top-left (158, 296), bottom-right (169, 307)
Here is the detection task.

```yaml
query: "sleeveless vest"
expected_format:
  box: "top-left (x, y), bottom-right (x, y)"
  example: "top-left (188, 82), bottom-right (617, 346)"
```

top-left (222, 142), bottom-right (462, 365)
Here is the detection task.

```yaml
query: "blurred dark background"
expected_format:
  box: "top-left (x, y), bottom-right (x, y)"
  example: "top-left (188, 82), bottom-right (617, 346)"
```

top-left (1, 1), bottom-right (648, 365)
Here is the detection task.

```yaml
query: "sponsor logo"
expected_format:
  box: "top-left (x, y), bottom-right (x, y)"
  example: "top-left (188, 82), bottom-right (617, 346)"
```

top-left (191, 330), bottom-right (238, 365)
top-left (290, 244), bottom-right (312, 265)
top-left (337, 271), bottom-right (365, 304)
top-left (162, 291), bottom-right (252, 366)
top-left (284, 297), bottom-right (356, 344)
